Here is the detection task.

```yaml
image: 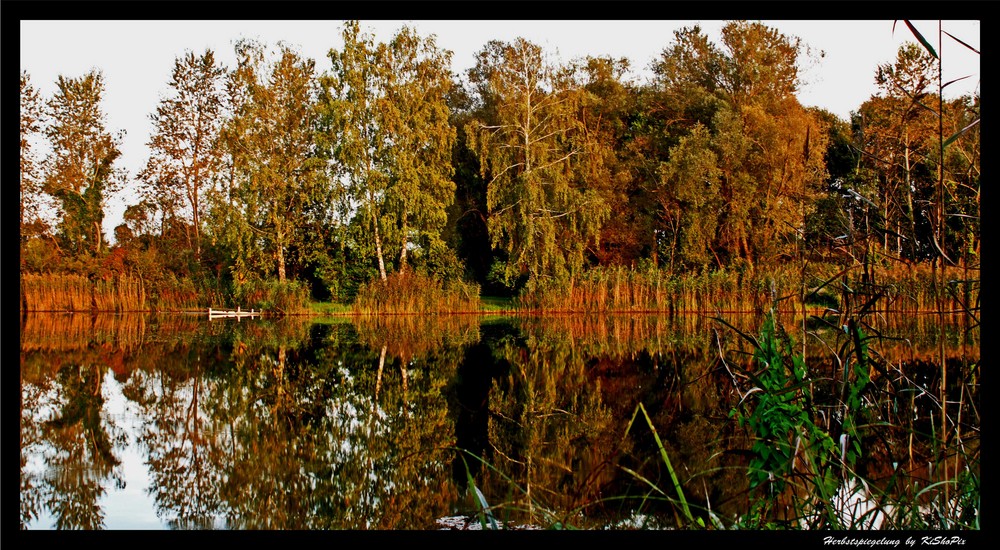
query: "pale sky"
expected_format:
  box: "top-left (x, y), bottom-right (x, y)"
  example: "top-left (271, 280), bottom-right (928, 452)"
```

top-left (19, 19), bottom-right (980, 239)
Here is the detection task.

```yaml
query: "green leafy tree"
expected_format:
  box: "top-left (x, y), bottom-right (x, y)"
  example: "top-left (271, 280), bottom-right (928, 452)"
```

top-left (467, 38), bottom-right (609, 288)
top-left (139, 49), bottom-right (227, 264)
top-left (321, 22), bottom-right (457, 282)
top-left (380, 26), bottom-right (457, 274)
top-left (42, 70), bottom-right (125, 258)
top-left (217, 40), bottom-right (324, 284)
top-left (320, 21), bottom-right (392, 281)
top-left (656, 123), bottom-right (723, 270)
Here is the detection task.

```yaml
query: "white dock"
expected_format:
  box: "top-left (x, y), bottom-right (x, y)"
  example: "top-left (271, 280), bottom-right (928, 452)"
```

top-left (208, 307), bottom-right (262, 320)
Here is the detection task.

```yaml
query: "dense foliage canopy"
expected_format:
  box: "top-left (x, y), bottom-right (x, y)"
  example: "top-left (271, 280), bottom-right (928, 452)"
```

top-left (19, 20), bottom-right (980, 311)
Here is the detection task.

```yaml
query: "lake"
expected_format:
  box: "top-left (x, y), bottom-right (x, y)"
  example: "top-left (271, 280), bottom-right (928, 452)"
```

top-left (19, 310), bottom-right (979, 530)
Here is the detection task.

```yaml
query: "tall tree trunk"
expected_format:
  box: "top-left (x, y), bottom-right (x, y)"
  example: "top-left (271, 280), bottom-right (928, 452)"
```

top-left (276, 225), bottom-right (286, 282)
top-left (371, 205), bottom-right (387, 281)
top-left (399, 217), bottom-right (409, 275)
top-left (277, 245), bottom-right (286, 282)
top-left (192, 163), bottom-right (202, 262)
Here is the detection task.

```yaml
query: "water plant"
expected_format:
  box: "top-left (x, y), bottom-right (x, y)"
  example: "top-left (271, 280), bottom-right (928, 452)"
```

top-left (721, 310), bottom-right (865, 528)
top-left (353, 270), bottom-right (480, 314)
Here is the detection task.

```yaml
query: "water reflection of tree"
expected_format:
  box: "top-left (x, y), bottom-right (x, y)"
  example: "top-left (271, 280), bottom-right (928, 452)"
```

top-left (128, 347), bottom-right (228, 528)
top-left (20, 353), bottom-right (51, 529)
top-left (344, 315), bottom-right (477, 528)
top-left (20, 352), bottom-right (126, 529)
top-left (486, 321), bottom-right (619, 527)
top-left (20, 311), bottom-right (978, 529)
top-left (123, 317), bottom-right (316, 528)
top-left (120, 316), bottom-right (471, 529)
top-left (482, 315), bottom-right (754, 527)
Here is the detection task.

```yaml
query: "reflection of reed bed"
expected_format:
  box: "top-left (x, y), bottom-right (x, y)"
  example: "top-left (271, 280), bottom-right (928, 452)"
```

top-left (352, 314), bottom-right (480, 360)
top-left (20, 312), bottom-right (150, 352)
top-left (18, 312), bottom-right (274, 353)
top-left (852, 311), bottom-right (979, 344)
top-left (507, 311), bottom-right (979, 362)
top-left (513, 314), bottom-right (718, 358)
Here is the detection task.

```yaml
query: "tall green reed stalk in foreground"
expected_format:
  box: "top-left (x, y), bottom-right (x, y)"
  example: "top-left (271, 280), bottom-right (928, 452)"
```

top-left (621, 403), bottom-right (700, 529)
top-left (721, 310), bottom-right (862, 528)
top-left (715, 305), bottom-right (978, 530)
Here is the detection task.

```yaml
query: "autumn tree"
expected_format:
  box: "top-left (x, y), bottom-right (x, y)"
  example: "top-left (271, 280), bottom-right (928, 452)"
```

top-left (321, 21), bottom-right (456, 282)
top-left (467, 38), bottom-right (609, 287)
top-left (649, 21), bottom-right (827, 269)
top-left (139, 49), bottom-right (227, 263)
top-left (20, 71), bottom-right (47, 242)
top-left (866, 42), bottom-right (939, 260)
top-left (573, 56), bottom-right (650, 267)
top-left (217, 40), bottom-right (324, 284)
top-left (43, 70), bottom-right (125, 258)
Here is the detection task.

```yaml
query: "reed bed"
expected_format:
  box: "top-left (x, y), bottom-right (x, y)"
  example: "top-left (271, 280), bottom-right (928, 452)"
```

top-left (230, 278), bottom-right (311, 314)
top-left (352, 271), bottom-right (481, 315)
top-left (20, 272), bottom-right (228, 312)
top-left (517, 265), bottom-right (802, 313)
top-left (21, 273), bottom-right (94, 312)
top-left (514, 262), bottom-right (980, 316)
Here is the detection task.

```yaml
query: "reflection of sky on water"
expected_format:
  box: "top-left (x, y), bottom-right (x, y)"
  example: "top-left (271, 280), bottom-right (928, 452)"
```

top-left (100, 371), bottom-right (163, 529)
top-left (26, 371), bottom-right (164, 530)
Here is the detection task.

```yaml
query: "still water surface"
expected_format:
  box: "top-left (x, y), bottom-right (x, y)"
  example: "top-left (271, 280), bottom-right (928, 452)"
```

top-left (19, 311), bottom-right (978, 529)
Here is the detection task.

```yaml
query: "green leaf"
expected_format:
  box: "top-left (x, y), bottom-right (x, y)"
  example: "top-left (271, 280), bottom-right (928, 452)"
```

top-left (901, 20), bottom-right (938, 59)
top-left (943, 118), bottom-right (980, 149)
top-left (637, 403), bottom-right (694, 525)
top-left (942, 29), bottom-right (979, 55)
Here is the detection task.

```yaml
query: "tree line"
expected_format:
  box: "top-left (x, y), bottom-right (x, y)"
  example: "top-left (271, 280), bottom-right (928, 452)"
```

top-left (19, 20), bottom-right (980, 311)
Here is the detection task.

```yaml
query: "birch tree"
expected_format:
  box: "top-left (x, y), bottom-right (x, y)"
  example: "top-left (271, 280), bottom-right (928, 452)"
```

top-left (220, 40), bottom-right (323, 283)
top-left (321, 21), bottom-right (456, 281)
top-left (380, 26), bottom-right (456, 275)
top-left (321, 22), bottom-right (391, 281)
top-left (139, 49), bottom-right (226, 262)
top-left (467, 38), bottom-right (608, 286)
top-left (43, 70), bottom-right (125, 257)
